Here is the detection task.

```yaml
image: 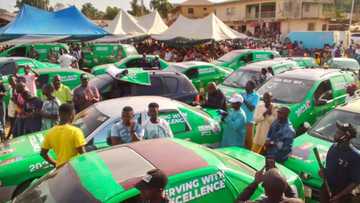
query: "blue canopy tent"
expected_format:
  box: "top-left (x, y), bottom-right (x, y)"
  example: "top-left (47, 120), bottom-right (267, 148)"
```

top-left (0, 4), bottom-right (108, 40)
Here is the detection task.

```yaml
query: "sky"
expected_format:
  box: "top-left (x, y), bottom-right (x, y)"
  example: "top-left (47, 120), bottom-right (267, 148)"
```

top-left (0, 0), bottom-right (222, 12)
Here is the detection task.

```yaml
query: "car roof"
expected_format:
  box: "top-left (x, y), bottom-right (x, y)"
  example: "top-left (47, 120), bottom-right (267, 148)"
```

top-left (172, 61), bottom-right (214, 69)
top-left (230, 49), bottom-right (276, 53)
top-left (331, 57), bottom-right (358, 62)
top-left (276, 68), bottom-right (343, 81)
top-left (94, 96), bottom-right (184, 117)
top-left (36, 68), bottom-right (85, 74)
top-left (337, 99), bottom-right (360, 113)
top-left (241, 58), bottom-right (296, 71)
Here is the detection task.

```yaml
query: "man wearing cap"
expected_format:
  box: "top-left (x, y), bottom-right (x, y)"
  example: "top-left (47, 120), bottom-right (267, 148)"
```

top-left (220, 94), bottom-right (247, 147)
top-left (134, 169), bottom-right (170, 203)
top-left (73, 74), bottom-right (100, 113)
top-left (320, 122), bottom-right (360, 203)
top-left (241, 80), bottom-right (260, 149)
top-left (265, 107), bottom-right (295, 163)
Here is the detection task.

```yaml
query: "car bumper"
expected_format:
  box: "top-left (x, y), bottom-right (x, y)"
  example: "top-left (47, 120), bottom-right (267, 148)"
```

top-left (0, 185), bottom-right (16, 202)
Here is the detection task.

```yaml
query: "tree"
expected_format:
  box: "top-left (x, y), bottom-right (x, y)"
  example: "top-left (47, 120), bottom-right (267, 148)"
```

top-left (15, 0), bottom-right (50, 10)
top-left (128, 0), bottom-right (150, 17)
top-left (104, 6), bottom-right (120, 20)
top-left (150, 0), bottom-right (173, 18)
top-left (81, 2), bottom-right (101, 19)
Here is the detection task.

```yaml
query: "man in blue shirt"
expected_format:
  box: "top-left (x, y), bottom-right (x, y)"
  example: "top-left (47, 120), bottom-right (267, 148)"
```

top-left (320, 122), bottom-right (360, 203)
top-left (220, 94), bottom-right (247, 147)
top-left (241, 80), bottom-right (260, 149)
top-left (265, 107), bottom-right (295, 163)
top-left (110, 106), bottom-right (144, 145)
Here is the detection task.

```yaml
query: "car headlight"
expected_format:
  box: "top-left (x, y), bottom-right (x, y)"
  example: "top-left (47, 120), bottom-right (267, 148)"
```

top-left (0, 157), bottom-right (22, 166)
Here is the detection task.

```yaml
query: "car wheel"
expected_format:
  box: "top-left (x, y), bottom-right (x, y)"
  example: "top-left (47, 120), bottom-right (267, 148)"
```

top-left (11, 179), bottom-right (33, 199)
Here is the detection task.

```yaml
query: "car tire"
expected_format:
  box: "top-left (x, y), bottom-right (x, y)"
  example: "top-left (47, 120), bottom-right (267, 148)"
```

top-left (11, 179), bottom-right (33, 199)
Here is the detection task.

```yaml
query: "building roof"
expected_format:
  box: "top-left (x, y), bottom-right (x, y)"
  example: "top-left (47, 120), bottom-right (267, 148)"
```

top-left (180, 0), bottom-right (213, 6)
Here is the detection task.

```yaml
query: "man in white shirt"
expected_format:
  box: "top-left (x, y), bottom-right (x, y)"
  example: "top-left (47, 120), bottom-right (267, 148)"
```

top-left (58, 49), bottom-right (77, 68)
top-left (143, 102), bottom-right (173, 139)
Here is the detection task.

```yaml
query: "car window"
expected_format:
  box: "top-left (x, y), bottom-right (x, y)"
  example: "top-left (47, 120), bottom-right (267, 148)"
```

top-left (9, 47), bottom-right (26, 57)
top-left (163, 76), bottom-right (179, 93)
top-left (133, 76), bottom-right (163, 95)
top-left (257, 77), bottom-right (314, 104)
top-left (223, 70), bottom-right (261, 88)
top-left (314, 80), bottom-right (333, 106)
top-left (218, 51), bottom-right (246, 62)
top-left (0, 62), bottom-right (16, 75)
top-left (273, 65), bottom-right (290, 74)
top-left (73, 106), bottom-right (109, 138)
top-left (159, 110), bottom-right (190, 134)
top-left (125, 58), bottom-right (142, 68)
top-left (184, 68), bottom-right (199, 79)
top-left (310, 109), bottom-right (360, 148)
top-left (93, 121), bottom-right (116, 145)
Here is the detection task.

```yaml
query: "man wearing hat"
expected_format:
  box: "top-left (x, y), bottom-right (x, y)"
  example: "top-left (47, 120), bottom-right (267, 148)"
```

top-left (265, 107), bottom-right (295, 163)
top-left (73, 73), bottom-right (100, 113)
top-left (135, 169), bottom-right (171, 203)
top-left (220, 94), bottom-right (247, 147)
top-left (320, 122), bottom-right (360, 203)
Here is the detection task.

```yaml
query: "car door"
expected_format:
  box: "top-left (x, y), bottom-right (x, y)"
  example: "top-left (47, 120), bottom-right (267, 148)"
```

top-left (312, 80), bottom-right (335, 120)
top-left (159, 109), bottom-right (192, 139)
top-left (329, 75), bottom-right (348, 107)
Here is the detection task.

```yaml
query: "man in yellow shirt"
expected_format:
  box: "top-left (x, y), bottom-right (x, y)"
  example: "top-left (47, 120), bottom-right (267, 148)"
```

top-left (52, 75), bottom-right (73, 104)
top-left (41, 103), bottom-right (86, 168)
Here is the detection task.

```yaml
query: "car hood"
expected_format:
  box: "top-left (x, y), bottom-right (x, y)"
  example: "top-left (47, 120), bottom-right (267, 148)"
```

top-left (218, 147), bottom-right (299, 182)
top-left (218, 84), bottom-right (246, 98)
top-left (0, 131), bottom-right (46, 163)
top-left (284, 133), bottom-right (332, 189)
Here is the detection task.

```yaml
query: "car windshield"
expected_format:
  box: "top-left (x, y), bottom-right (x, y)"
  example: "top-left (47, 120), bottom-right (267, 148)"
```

top-left (73, 106), bottom-right (109, 137)
top-left (328, 60), bottom-right (360, 70)
top-left (167, 64), bottom-right (186, 73)
top-left (257, 77), bottom-right (314, 104)
top-left (89, 74), bottom-right (113, 91)
top-left (309, 109), bottom-right (360, 148)
top-left (13, 165), bottom-right (99, 203)
top-left (218, 51), bottom-right (244, 62)
top-left (223, 70), bottom-right (260, 88)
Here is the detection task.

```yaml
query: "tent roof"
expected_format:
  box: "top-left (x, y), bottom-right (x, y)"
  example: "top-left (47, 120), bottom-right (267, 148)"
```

top-left (0, 5), bottom-right (108, 36)
top-left (0, 35), bottom-right (69, 45)
top-left (137, 11), bottom-right (168, 35)
top-left (152, 13), bottom-right (247, 41)
top-left (105, 9), bottom-right (146, 35)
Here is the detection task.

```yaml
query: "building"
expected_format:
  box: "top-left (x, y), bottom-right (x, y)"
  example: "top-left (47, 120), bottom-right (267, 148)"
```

top-left (177, 0), bottom-right (214, 19)
top-left (215, 0), bottom-right (335, 35)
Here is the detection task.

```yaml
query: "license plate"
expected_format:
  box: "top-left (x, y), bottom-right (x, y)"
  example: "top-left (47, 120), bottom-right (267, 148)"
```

top-left (304, 185), bottom-right (312, 198)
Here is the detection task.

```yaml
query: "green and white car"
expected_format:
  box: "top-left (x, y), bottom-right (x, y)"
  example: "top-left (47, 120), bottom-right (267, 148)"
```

top-left (91, 55), bottom-right (169, 76)
top-left (257, 68), bottom-right (357, 133)
top-left (325, 57), bottom-right (360, 72)
top-left (213, 49), bottom-right (280, 71)
top-left (219, 58), bottom-right (300, 97)
top-left (0, 96), bottom-right (222, 201)
top-left (168, 61), bottom-right (232, 91)
top-left (82, 43), bottom-right (138, 68)
top-left (284, 99), bottom-right (360, 201)
top-left (13, 139), bottom-right (304, 203)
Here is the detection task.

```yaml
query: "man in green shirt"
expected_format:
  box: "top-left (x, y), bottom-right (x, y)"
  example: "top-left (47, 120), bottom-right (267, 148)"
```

top-left (52, 75), bottom-right (72, 104)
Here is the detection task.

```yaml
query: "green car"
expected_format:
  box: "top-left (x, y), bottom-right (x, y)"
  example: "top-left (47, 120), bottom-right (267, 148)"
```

top-left (257, 68), bottom-right (357, 133)
top-left (0, 43), bottom-right (69, 63)
top-left (219, 58), bottom-right (300, 97)
top-left (13, 138), bottom-right (304, 203)
top-left (288, 57), bottom-right (319, 69)
top-left (91, 55), bottom-right (169, 76)
top-left (325, 57), bottom-right (360, 71)
top-left (82, 43), bottom-right (138, 68)
top-left (167, 61), bottom-right (232, 91)
top-left (213, 49), bottom-right (280, 71)
top-left (284, 99), bottom-right (360, 201)
top-left (0, 96), bottom-right (222, 201)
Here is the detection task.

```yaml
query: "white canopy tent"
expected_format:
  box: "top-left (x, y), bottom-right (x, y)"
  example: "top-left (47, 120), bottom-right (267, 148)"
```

top-left (105, 9), bottom-right (146, 36)
top-left (152, 13), bottom-right (247, 41)
top-left (137, 11), bottom-right (168, 35)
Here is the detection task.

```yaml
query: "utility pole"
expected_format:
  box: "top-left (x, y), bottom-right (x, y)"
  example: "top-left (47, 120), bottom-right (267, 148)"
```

top-left (349, 0), bottom-right (355, 28)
